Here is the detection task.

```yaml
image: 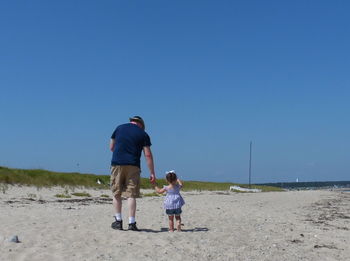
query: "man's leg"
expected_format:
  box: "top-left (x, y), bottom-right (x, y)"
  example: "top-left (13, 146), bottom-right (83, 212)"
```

top-left (125, 166), bottom-right (140, 231)
top-left (111, 165), bottom-right (123, 230)
top-left (127, 197), bottom-right (140, 231)
top-left (111, 194), bottom-right (123, 230)
top-left (113, 195), bottom-right (122, 218)
top-left (111, 165), bottom-right (122, 218)
top-left (128, 197), bottom-right (136, 220)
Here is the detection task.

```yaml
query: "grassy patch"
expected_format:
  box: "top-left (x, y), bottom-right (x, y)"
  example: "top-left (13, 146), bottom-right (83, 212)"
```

top-left (100, 194), bottom-right (110, 198)
top-left (144, 180), bottom-right (283, 192)
top-left (0, 166), bottom-right (110, 188)
top-left (71, 192), bottom-right (91, 197)
top-left (0, 166), bottom-right (283, 192)
top-left (55, 194), bottom-right (71, 198)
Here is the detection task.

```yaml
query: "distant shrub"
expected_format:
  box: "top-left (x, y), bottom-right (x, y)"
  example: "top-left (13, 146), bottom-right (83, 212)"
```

top-left (0, 166), bottom-right (110, 188)
top-left (0, 166), bottom-right (283, 192)
top-left (55, 194), bottom-right (71, 198)
top-left (71, 192), bottom-right (91, 197)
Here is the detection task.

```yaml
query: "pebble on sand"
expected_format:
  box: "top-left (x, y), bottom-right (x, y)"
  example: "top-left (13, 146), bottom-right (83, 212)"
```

top-left (9, 235), bottom-right (20, 243)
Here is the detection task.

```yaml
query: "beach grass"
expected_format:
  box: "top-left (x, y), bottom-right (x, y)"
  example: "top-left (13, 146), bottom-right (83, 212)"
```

top-left (0, 166), bottom-right (109, 188)
top-left (71, 192), bottom-right (91, 197)
top-left (55, 194), bottom-right (71, 198)
top-left (0, 166), bottom-right (282, 192)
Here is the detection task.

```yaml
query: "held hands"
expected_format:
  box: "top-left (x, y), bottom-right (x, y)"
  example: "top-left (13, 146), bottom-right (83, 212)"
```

top-left (149, 173), bottom-right (156, 185)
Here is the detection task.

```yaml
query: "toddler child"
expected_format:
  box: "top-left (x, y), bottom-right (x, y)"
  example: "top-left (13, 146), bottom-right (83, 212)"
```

top-left (154, 170), bottom-right (185, 232)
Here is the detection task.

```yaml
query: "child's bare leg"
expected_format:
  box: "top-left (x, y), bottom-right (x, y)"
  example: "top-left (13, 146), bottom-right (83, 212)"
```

top-left (168, 215), bottom-right (174, 232)
top-left (175, 215), bottom-right (181, 231)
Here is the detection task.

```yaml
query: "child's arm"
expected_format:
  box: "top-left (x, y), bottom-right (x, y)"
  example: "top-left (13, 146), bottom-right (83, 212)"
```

top-left (154, 185), bottom-right (166, 194)
top-left (177, 179), bottom-right (183, 187)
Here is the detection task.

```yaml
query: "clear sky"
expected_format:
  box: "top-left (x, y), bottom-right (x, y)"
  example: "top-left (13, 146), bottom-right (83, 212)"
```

top-left (1, 1), bottom-right (349, 183)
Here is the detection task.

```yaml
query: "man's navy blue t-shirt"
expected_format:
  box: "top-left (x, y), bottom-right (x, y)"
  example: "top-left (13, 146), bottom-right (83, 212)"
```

top-left (111, 123), bottom-right (151, 168)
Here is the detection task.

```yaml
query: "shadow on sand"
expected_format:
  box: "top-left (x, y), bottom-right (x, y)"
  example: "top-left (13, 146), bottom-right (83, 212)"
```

top-left (139, 227), bottom-right (209, 233)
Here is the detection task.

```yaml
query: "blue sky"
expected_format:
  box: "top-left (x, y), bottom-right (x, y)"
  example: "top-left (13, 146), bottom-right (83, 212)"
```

top-left (1, 1), bottom-right (349, 183)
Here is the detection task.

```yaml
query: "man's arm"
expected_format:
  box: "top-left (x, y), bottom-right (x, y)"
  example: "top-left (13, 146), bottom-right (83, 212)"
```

top-left (110, 138), bottom-right (116, 152)
top-left (143, 146), bottom-right (156, 183)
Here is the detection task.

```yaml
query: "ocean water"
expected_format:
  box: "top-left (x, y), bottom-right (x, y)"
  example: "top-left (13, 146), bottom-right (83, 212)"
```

top-left (257, 181), bottom-right (350, 190)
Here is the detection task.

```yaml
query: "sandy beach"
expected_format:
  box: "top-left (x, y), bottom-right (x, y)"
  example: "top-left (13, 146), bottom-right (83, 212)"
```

top-left (0, 186), bottom-right (349, 261)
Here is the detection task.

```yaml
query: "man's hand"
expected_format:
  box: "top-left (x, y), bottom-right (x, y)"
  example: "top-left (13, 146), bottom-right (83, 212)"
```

top-left (150, 173), bottom-right (156, 184)
top-left (110, 139), bottom-right (116, 152)
top-left (143, 146), bottom-right (156, 184)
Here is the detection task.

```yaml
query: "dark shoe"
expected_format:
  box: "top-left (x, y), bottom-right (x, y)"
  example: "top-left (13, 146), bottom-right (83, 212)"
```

top-left (111, 219), bottom-right (123, 230)
top-left (128, 222), bottom-right (139, 231)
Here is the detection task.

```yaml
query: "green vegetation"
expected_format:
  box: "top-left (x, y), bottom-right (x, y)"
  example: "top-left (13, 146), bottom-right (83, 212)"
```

top-left (100, 194), bottom-right (110, 198)
top-left (71, 192), bottom-right (91, 197)
top-left (55, 194), bottom-right (71, 198)
top-left (141, 179), bottom-right (282, 192)
top-left (0, 166), bottom-right (110, 188)
top-left (0, 166), bottom-right (282, 192)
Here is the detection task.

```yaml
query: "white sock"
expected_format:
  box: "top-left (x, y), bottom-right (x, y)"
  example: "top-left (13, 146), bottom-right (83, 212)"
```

top-left (115, 213), bottom-right (122, 221)
top-left (129, 216), bottom-right (135, 224)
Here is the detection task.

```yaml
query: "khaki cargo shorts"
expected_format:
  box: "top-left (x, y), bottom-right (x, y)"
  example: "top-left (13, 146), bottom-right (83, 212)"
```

top-left (110, 165), bottom-right (141, 198)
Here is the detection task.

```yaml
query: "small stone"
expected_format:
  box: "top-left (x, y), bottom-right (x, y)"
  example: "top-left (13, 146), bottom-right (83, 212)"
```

top-left (9, 235), bottom-right (20, 243)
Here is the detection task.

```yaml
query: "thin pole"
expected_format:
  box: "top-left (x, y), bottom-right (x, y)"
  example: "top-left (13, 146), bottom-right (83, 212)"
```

top-left (249, 141), bottom-right (252, 188)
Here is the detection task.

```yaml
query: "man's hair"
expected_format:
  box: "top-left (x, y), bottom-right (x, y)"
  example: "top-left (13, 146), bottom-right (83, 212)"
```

top-left (129, 116), bottom-right (145, 130)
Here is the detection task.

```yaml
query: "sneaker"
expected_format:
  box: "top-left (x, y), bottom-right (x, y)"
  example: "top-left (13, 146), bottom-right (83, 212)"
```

top-left (111, 219), bottom-right (123, 230)
top-left (128, 222), bottom-right (139, 231)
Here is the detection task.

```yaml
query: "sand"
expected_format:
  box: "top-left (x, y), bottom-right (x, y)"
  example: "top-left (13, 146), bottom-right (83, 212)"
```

top-left (0, 185), bottom-right (349, 261)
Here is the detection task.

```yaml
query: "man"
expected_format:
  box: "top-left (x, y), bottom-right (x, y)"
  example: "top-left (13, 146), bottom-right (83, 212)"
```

top-left (109, 116), bottom-right (156, 231)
